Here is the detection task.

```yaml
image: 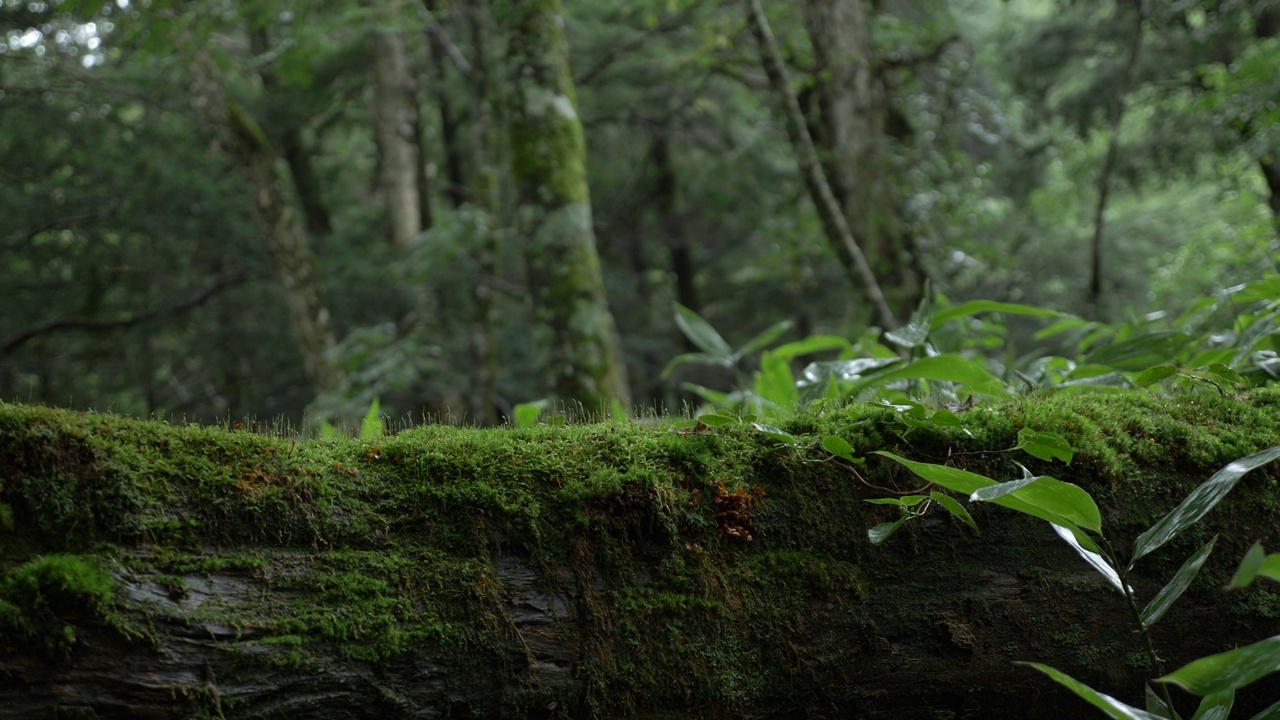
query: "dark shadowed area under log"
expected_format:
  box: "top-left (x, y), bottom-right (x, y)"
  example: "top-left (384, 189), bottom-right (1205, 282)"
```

top-left (2, 392), bottom-right (1280, 719)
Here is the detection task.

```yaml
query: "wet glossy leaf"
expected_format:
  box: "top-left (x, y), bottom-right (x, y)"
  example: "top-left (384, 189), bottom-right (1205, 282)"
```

top-left (1132, 446), bottom-right (1280, 567)
top-left (1133, 365), bottom-right (1177, 388)
top-left (1020, 663), bottom-right (1164, 720)
top-left (1247, 698), bottom-right (1280, 720)
top-left (751, 422), bottom-right (796, 445)
top-left (1051, 524), bottom-right (1126, 593)
top-left (884, 295), bottom-right (932, 349)
top-left (1190, 690), bottom-right (1234, 720)
top-left (868, 519), bottom-right (907, 545)
top-left (860, 354), bottom-right (1008, 397)
top-left (970, 474), bottom-right (1101, 533)
top-left (1156, 636), bottom-right (1280, 696)
top-left (1140, 537), bottom-right (1217, 629)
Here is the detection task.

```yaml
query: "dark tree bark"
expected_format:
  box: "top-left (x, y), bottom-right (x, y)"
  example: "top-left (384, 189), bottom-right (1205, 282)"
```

top-left (426, 0), bottom-right (470, 211)
top-left (370, 0), bottom-right (427, 251)
top-left (650, 123), bottom-right (700, 316)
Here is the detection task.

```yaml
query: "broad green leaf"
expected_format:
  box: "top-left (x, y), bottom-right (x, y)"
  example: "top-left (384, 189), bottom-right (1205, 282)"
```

top-left (751, 422), bottom-right (796, 445)
top-left (866, 495), bottom-right (928, 507)
top-left (1051, 523), bottom-right (1126, 593)
top-left (1132, 445), bottom-right (1280, 567)
top-left (674, 303), bottom-right (733, 359)
top-left (770, 335), bottom-right (852, 361)
top-left (735, 319), bottom-right (794, 360)
top-left (1247, 699), bottom-right (1280, 720)
top-left (1133, 365), bottom-right (1178, 388)
top-left (859, 354), bottom-right (1008, 397)
top-left (822, 436), bottom-right (857, 462)
top-left (1229, 542), bottom-right (1268, 589)
top-left (931, 300), bottom-right (1062, 329)
top-left (1140, 537), bottom-right (1217, 629)
top-left (969, 474), bottom-right (1101, 533)
top-left (1035, 316), bottom-right (1097, 341)
top-left (1144, 686), bottom-right (1175, 719)
top-left (1019, 663), bottom-right (1164, 720)
top-left (696, 412), bottom-right (737, 427)
top-left (1190, 690), bottom-right (1234, 720)
top-left (931, 491), bottom-right (980, 535)
top-left (868, 518), bottom-right (907, 545)
top-left (1156, 635), bottom-right (1280, 696)
top-left (1017, 428), bottom-right (1075, 463)
top-left (755, 351), bottom-right (797, 413)
top-left (661, 351), bottom-right (732, 379)
top-left (1086, 332), bottom-right (1194, 371)
top-left (875, 452), bottom-right (1101, 552)
top-left (681, 382), bottom-right (730, 405)
top-left (1204, 363), bottom-right (1245, 386)
top-left (884, 294), bottom-right (932, 349)
top-left (929, 409), bottom-right (963, 427)
top-left (799, 358), bottom-right (900, 387)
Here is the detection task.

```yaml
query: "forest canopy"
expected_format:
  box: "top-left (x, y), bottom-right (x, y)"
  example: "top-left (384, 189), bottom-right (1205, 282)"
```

top-left (2, 0), bottom-right (1278, 426)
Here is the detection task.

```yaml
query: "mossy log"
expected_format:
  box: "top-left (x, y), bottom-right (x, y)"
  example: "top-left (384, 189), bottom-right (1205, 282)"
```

top-left (3, 392), bottom-right (1280, 719)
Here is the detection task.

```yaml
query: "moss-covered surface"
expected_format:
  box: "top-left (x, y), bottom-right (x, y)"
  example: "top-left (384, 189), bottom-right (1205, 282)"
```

top-left (3, 389), bottom-right (1280, 718)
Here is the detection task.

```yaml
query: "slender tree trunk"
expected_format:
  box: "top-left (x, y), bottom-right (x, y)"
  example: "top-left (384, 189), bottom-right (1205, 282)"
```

top-left (1087, 0), bottom-right (1145, 319)
top-left (505, 0), bottom-right (630, 413)
top-left (465, 0), bottom-right (501, 425)
top-left (370, 0), bottom-right (427, 251)
top-left (650, 124), bottom-right (700, 315)
top-left (188, 55), bottom-right (341, 396)
top-left (802, 0), bottom-right (921, 321)
top-left (248, 27), bottom-right (334, 239)
top-left (426, 0), bottom-right (470, 211)
top-left (743, 0), bottom-right (899, 331)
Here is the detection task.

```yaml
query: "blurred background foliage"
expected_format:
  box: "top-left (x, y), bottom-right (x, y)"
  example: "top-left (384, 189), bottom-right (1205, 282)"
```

top-left (1, 0), bottom-right (1277, 427)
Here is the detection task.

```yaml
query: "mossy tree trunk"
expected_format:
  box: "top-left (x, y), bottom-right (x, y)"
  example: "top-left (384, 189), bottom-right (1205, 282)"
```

top-left (4, 393), bottom-right (1280, 719)
top-left (504, 0), bottom-right (630, 413)
top-left (370, 0), bottom-right (428, 251)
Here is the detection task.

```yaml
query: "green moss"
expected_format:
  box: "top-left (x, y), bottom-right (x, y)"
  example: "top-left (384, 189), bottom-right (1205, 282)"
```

top-left (0, 554), bottom-right (123, 656)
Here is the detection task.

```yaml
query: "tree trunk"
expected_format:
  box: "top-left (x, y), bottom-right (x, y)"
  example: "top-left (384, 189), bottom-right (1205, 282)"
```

top-left (370, 0), bottom-right (427, 251)
top-left (650, 123), bottom-right (700, 316)
top-left (426, 0), bottom-right (470, 211)
top-left (4, 394), bottom-right (1280, 719)
top-left (802, 0), bottom-right (922, 321)
top-left (505, 0), bottom-right (630, 413)
top-left (743, 0), bottom-right (899, 331)
top-left (188, 55), bottom-right (341, 396)
top-left (465, 0), bottom-right (501, 426)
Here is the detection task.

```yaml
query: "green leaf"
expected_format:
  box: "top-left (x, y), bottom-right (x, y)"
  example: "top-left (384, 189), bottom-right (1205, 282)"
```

top-left (1086, 332), bottom-right (1194, 371)
top-left (1131, 446), bottom-right (1280, 567)
top-left (1190, 690), bottom-right (1234, 720)
top-left (1050, 523), bottom-right (1127, 593)
top-left (674, 303), bottom-right (733, 359)
top-left (696, 412), bottom-right (737, 427)
top-left (822, 436), bottom-right (857, 462)
top-left (866, 495), bottom-right (928, 507)
top-left (1246, 699), bottom-right (1280, 720)
top-left (1229, 542), bottom-right (1268, 589)
top-left (661, 351), bottom-right (732, 379)
top-left (931, 300), bottom-right (1062, 329)
top-left (1133, 364), bottom-right (1178, 389)
top-left (1019, 663), bottom-right (1165, 720)
top-left (868, 519), bottom-right (907, 545)
top-left (860, 354), bottom-right (1008, 397)
top-left (770, 335), bottom-right (853, 361)
top-left (754, 351), bottom-right (797, 414)
top-left (875, 452), bottom-right (1101, 552)
top-left (513, 401), bottom-right (544, 428)
top-left (1156, 635), bottom-right (1280, 696)
top-left (359, 397), bottom-right (383, 442)
top-left (884, 294), bottom-right (932, 349)
top-left (969, 473), bottom-right (1102, 533)
top-left (1204, 363), bottom-right (1245, 386)
top-left (1144, 685), bottom-right (1174, 718)
top-left (1140, 537), bottom-right (1217, 629)
top-left (735, 319), bottom-right (794, 360)
top-left (1016, 428), bottom-right (1075, 463)
top-left (930, 491), bottom-right (980, 535)
top-left (751, 422), bottom-right (796, 445)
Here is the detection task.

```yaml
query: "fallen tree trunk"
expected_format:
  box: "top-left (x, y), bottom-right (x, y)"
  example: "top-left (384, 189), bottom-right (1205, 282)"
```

top-left (2, 391), bottom-right (1280, 719)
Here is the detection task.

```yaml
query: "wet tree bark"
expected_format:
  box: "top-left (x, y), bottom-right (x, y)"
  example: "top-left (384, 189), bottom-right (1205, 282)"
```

top-left (505, 0), bottom-right (630, 412)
